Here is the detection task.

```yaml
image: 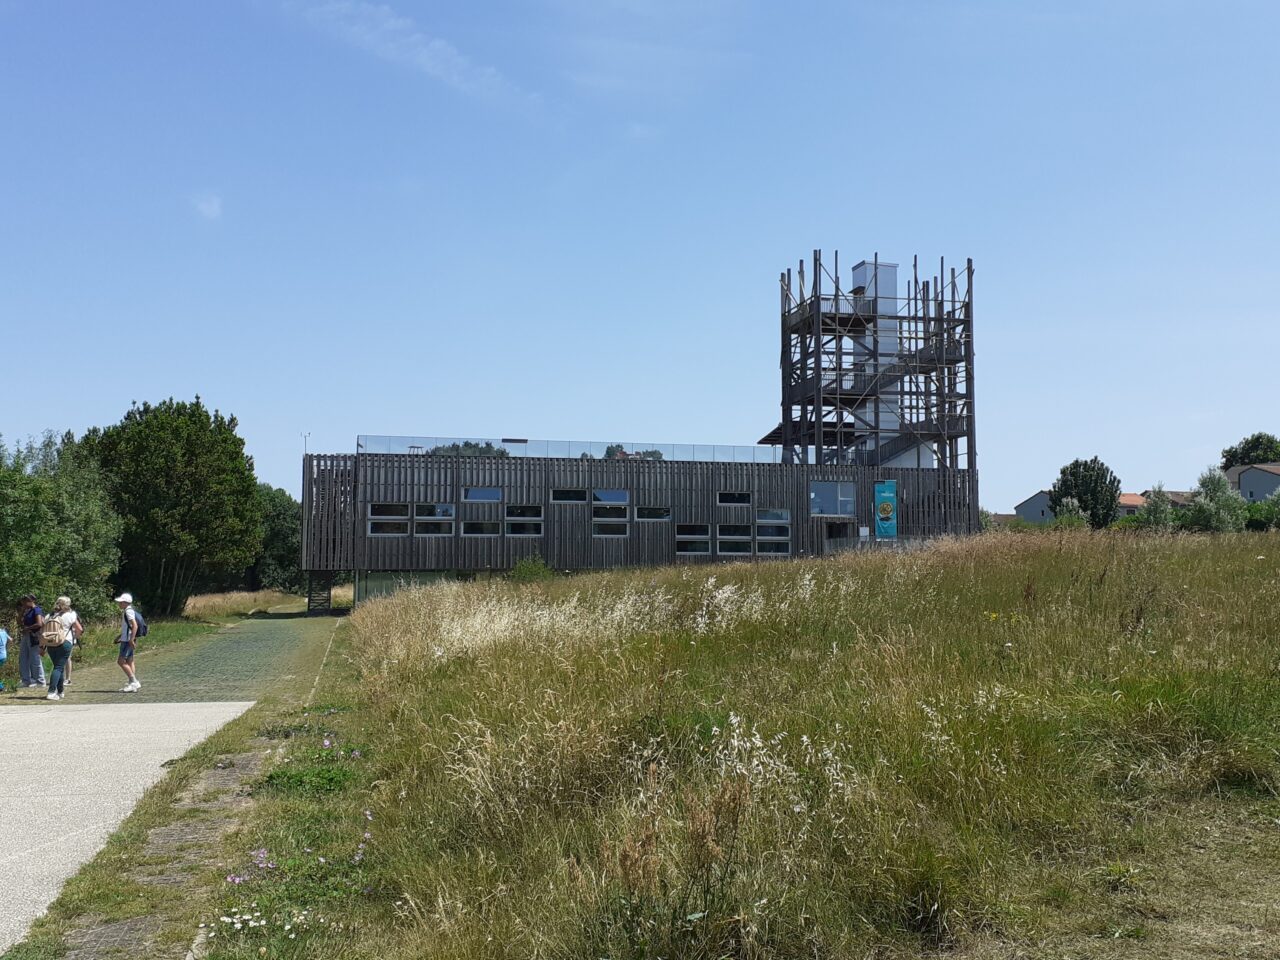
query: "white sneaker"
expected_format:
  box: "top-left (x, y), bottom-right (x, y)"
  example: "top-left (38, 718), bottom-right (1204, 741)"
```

top-left (46, 692), bottom-right (60, 701)
top-left (120, 684), bottom-right (137, 692)
top-left (130, 680), bottom-right (141, 691)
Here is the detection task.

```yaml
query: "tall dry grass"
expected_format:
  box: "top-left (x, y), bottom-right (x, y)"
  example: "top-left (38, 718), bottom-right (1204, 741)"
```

top-left (322, 533), bottom-right (1280, 956)
top-left (182, 589), bottom-right (298, 619)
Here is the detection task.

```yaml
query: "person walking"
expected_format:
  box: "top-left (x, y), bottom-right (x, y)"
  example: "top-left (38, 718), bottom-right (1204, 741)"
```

top-left (115, 592), bottom-right (141, 692)
top-left (0, 621), bottom-right (10, 692)
top-left (19, 595), bottom-right (47, 688)
top-left (42, 596), bottom-right (81, 701)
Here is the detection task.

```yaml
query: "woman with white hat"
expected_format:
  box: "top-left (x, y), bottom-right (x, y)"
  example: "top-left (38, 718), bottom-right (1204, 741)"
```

top-left (43, 596), bottom-right (82, 701)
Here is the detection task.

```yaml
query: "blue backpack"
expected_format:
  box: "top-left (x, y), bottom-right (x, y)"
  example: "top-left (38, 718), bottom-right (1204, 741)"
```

top-left (134, 609), bottom-right (149, 638)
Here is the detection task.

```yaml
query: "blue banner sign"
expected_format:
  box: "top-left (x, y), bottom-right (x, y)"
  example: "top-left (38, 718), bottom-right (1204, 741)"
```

top-left (874, 480), bottom-right (898, 540)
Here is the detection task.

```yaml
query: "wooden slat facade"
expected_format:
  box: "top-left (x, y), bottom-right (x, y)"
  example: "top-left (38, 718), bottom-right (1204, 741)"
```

top-left (301, 453), bottom-right (979, 574)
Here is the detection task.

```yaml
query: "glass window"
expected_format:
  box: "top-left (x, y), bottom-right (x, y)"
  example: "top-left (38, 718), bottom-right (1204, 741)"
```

top-left (718, 492), bottom-right (751, 505)
top-left (718, 524), bottom-right (753, 539)
top-left (636, 506), bottom-right (671, 521)
top-left (506, 521), bottom-right (543, 537)
top-left (551, 489), bottom-right (588, 503)
top-left (415, 503), bottom-right (455, 519)
top-left (592, 505), bottom-right (627, 520)
top-left (414, 521), bottom-right (453, 537)
top-left (593, 489), bottom-right (629, 504)
top-left (718, 540), bottom-right (752, 555)
top-left (676, 524), bottom-right (710, 538)
top-left (368, 520), bottom-right (409, 536)
top-left (675, 540), bottom-right (711, 554)
top-left (505, 505), bottom-right (543, 519)
top-left (757, 508), bottom-right (790, 522)
top-left (809, 481), bottom-right (856, 516)
top-left (592, 522), bottom-right (628, 537)
top-left (463, 487), bottom-right (502, 503)
top-left (757, 540), bottom-right (791, 555)
top-left (369, 503), bottom-right (409, 518)
top-left (462, 521), bottom-right (501, 536)
top-left (756, 524), bottom-right (791, 540)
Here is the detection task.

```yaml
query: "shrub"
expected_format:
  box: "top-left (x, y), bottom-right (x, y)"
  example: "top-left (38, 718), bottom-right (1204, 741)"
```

top-left (509, 554), bottom-right (556, 583)
top-left (1183, 467), bottom-right (1248, 533)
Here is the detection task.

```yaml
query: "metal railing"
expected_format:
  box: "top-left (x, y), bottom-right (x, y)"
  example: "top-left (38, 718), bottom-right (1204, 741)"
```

top-left (356, 435), bottom-right (786, 464)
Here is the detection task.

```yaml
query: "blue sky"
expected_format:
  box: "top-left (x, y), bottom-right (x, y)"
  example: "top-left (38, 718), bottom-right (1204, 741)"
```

top-left (2, 0), bottom-right (1276, 510)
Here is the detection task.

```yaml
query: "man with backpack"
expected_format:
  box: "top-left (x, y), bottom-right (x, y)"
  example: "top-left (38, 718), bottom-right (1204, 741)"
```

top-left (19, 595), bottom-right (47, 688)
top-left (114, 592), bottom-right (146, 692)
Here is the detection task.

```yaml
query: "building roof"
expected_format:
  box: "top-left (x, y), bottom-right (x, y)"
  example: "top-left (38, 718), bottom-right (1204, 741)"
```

top-left (1014, 490), bottom-right (1051, 510)
top-left (1227, 462), bottom-right (1280, 483)
top-left (1118, 493), bottom-right (1146, 509)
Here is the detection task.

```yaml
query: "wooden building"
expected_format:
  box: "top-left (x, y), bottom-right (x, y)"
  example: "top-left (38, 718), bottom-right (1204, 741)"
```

top-left (301, 444), bottom-right (978, 605)
top-left (299, 250), bottom-right (978, 607)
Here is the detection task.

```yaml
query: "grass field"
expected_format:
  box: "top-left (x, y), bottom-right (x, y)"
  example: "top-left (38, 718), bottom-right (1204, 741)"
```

top-left (204, 533), bottom-right (1280, 958)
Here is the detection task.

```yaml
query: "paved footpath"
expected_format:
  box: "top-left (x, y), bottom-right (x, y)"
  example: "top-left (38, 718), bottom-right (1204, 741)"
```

top-left (0, 611), bottom-right (338, 953)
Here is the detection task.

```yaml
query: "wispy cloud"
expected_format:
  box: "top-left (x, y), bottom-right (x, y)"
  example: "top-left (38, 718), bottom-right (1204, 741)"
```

top-left (192, 193), bottom-right (223, 221)
top-left (302, 2), bottom-right (536, 107)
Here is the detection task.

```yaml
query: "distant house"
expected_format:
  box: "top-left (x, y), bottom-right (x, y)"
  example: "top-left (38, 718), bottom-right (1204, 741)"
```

top-left (1014, 491), bottom-right (1053, 524)
top-left (1227, 463), bottom-right (1280, 502)
top-left (1116, 493), bottom-right (1146, 517)
top-left (1141, 489), bottom-right (1194, 510)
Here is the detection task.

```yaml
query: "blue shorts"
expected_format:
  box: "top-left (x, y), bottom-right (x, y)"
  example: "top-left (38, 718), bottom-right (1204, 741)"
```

top-left (119, 641), bottom-right (135, 660)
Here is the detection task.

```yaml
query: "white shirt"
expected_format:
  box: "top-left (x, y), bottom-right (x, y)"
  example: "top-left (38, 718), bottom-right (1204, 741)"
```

top-left (59, 611), bottom-right (79, 644)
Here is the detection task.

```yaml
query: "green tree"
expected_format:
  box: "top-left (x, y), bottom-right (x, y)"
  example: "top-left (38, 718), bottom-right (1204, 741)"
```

top-left (1137, 483), bottom-right (1174, 532)
top-left (1221, 432), bottom-right (1280, 471)
top-left (1245, 491), bottom-right (1280, 532)
top-left (249, 484), bottom-right (302, 592)
top-left (80, 398), bottom-right (262, 615)
top-left (0, 432), bottom-right (121, 621)
top-left (1048, 457), bottom-right (1121, 530)
top-left (1182, 467), bottom-right (1247, 533)
top-left (1051, 496), bottom-right (1088, 529)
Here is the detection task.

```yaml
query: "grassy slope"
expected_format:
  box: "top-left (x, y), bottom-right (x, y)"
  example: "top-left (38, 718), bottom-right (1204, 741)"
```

top-left (201, 533), bottom-right (1280, 959)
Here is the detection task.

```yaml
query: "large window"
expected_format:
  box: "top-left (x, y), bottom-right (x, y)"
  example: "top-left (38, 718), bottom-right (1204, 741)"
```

top-left (718, 524), bottom-right (753, 539)
top-left (505, 506), bottom-right (543, 536)
top-left (551, 489), bottom-right (588, 503)
top-left (757, 540), bottom-right (791, 555)
top-left (368, 503), bottom-right (409, 536)
top-left (756, 524), bottom-right (791, 540)
top-left (718, 540), bottom-right (752, 555)
top-left (636, 506), bottom-right (671, 521)
top-left (463, 487), bottom-right (502, 503)
top-left (675, 540), bottom-right (711, 554)
top-left (414, 521), bottom-right (453, 537)
top-left (415, 503), bottom-right (455, 519)
top-left (757, 508), bottom-right (790, 523)
top-left (718, 491), bottom-right (751, 506)
top-left (593, 489), bottom-right (629, 504)
top-left (462, 521), bottom-right (501, 536)
top-left (592, 505), bottom-right (627, 520)
top-left (592, 522), bottom-right (628, 537)
top-left (676, 523), bottom-right (710, 538)
top-left (809, 481), bottom-right (856, 517)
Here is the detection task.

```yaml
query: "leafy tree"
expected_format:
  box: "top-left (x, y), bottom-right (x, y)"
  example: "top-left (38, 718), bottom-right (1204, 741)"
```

top-left (1137, 483), bottom-right (1174, 532)
top-left (0, 432), bottom-right (121, 621)
top-left (1182, 467), bottom-right (1247, 533)
top-left (1048, 457), bottom-right (1121, 530)
top-left (248, 484), bottom-right (302, 592)
top-left (1221, 432), bottom-right (1280, 471)
top-left (80, 398), bottom-right (262, 615)
top-left (1051, 496), bottom-right (1088, 529)
top-left (427, 441), bottom-right (510, 457)
top-left (1245, 491), bottom-right (1280, 532)
top-left (979, 507), bottom-right (994, 531)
